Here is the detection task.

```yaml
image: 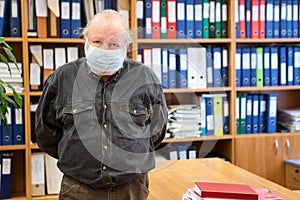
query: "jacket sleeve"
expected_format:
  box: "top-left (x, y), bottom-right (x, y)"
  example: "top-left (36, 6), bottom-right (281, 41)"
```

top-left (150, 85), bottom-right (168, 149)
top-left (35, 74), bottom-right (62, 159)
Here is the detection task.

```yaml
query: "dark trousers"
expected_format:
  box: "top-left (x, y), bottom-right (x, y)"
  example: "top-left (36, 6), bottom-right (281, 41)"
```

top-left (59, 174), bottom-right (149, 200)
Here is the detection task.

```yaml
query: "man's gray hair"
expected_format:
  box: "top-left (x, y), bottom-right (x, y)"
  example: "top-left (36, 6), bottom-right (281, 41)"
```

top-left (82, 9), bottom-right (132, 43)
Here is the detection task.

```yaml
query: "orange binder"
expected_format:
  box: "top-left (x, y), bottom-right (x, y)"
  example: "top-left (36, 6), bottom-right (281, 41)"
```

top-left (151, 0), bottom-right (161, 38)
top-left (239, 0), bottom-right (246, 38)
top-left (167, 0), bottom-right (176, 38)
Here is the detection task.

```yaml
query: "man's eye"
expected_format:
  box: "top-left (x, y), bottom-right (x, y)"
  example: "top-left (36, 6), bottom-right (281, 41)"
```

top-left (109, 43), bottom-right (119, 48)
top-left (93, 41), bottom-right (102, 46)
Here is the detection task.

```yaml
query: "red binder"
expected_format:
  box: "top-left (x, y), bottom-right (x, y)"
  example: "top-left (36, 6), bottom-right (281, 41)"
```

top-left (239, 0), bottom-right (246, 38)
top-left (251, 0), bottom-right (260, 38)
top-left (259, 0), bottom-right (266, 38)
top-left (167, 0), bottom-right (176, 39)
top-left (194, 181), bottom-right (258, 199)
top-left (152, 0), bottom-right (161, 38)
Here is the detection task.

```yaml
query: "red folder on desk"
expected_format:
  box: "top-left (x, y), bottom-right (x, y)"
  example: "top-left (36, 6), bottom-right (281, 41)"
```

top-left (194, 181), bottom-right (258, 199)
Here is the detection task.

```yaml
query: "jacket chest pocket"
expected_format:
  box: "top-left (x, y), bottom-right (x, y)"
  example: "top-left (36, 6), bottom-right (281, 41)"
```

top-left (112, 100), bottom-right (151, 138)
top-left (62, 103), bottom-right (94, 129)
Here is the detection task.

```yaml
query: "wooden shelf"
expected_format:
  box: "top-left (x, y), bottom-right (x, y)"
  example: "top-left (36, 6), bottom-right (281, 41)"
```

top-left (0, 145), bottom-right (26, 151)
top-left (138, 38), bottom-right (232, 44)
top-left (236, 38), bottom-right (300, 43)
top-left (236, 86), bottom-right (300, 92)
top-left (163, 87), bottom-right (232, 93)
top-left (32, 195), bottom-right (58, 200)
top-left (163, 135), bottom-right (233, 143)
top-left (28, 38), bottom-right (84, 44)
top-left (3, 37), bottom-right (24, 42)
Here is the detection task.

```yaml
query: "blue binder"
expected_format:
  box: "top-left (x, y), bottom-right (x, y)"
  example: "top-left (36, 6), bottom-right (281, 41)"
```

top-left (161, 48), bottom-right (169, 89)
top-left (145, 0), bottom-right (152, 38)
top-left (273, 0), bottom-right (280, 38)
top-left (206, 47), bottom-right (213, 87)
top-left (223, 96), bottom-right (229, 135)
top-left (12, 107), bottom-right (24, 144)
top-left (265, 0), bottom-right (273, 38)
top-left (194, 0), bottom-right (203, 38)
top-left (286, 0), bottom-right (293, 38)
top-left (246, 95), bottom-right (253, 134)
top-left (200, 96), bottom-right (207, 136)
top-left (292, 0), bottom-right (298, 38)
top-left (266, 94), bottom-right (278, 133)
top-left (177, 0), bottom-right (186, 38)
top-left (70, 0), bottom-right (81, 38)
top-left (258, 94), bottom-right (267, 133)
top-left (9, 0), bottom-right (21, 37)
top-left (60, 0), bottom-right (71, 38)
top-left (250, 48), bottom-right (257, 86)
top-left (245, 0), bottom-right (251, 38)
top-left (176, 48), bottom-right (188, 88)
top-left (222, 48), bottom-right (228, 86)
top-left (279, 47), bottom-right (287, 86)
top-left (235, 48), bottom-right (241, 87)
top-left (168, 49), bottom-right (177, 88)
top-left (213, 47), bottom-right (222, 87)
top-left (0, 153), bottom-right (13, 199)
top-left (252, 95), bottom-right (259, 134)
top-left (287, 47), bottom-right (294, 85)
top-left (1, 103), bottom-right (13, 145)
top-left (0, 0), bottom-right (9, 36)
top-left (280, 0), bottom-right (287, 38)
top-left (270, 47), bottom-right (279, 86)
top-left (241, 48), bottom-right (251, 87)
top-left (294, 47), bottom-right (300, 85)
top-left (263, 47), bottom-right (271, 86)
top-left (186, 0), bottom-right (194, 38)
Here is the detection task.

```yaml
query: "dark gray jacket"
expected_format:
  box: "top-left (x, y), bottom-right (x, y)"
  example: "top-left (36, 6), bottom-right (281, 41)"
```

top-left (35, 57), bottom-right (168, 187)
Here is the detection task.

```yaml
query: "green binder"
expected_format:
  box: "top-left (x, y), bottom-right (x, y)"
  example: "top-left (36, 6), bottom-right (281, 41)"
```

top-left (160, 0), bottom-right (167, 39)
top-left (203, 0), bottom-right (210, 38)
top-left (221, 0), bottom-right (228, 38)
top-left (256, 47), bottom-right (264, 87)
top-left (215, 0), bottom-right (222, 38)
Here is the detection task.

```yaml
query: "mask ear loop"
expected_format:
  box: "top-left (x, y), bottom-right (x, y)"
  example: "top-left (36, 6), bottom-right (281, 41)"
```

top-left (84, 39), bottom-right (89, 55)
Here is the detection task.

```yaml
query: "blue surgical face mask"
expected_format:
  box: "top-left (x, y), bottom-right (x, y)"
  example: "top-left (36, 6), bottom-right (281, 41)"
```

top-left (85, 43), bottom-right (126, 75)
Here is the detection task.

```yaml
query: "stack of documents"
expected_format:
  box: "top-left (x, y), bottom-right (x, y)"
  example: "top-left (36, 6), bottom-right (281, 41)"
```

top-left (0, 62), bottom-right (23, 92)
top-left (167, 105), bottom-right (201, 138)
top-left (277, 107), bottom-right (300, 132)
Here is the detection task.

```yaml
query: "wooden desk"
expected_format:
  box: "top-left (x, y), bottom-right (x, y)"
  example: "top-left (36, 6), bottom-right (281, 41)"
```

top-left (148, 158), bottom-right (300, 200)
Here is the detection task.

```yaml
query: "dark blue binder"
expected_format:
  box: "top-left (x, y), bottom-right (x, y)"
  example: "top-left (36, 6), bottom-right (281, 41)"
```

top-left (241, 48), bottom-right (251, 87)
top-left (266, 94), bottom-right (278, 133)
top-left (206, 47), bottom-right (213, 87)
top-left (9, 0), bottom-right (21, 37)
top-left (71, 0), bottom-right (81, 38)
top-left (273, 0), bottom-right (280, 38)
top-left (145, 0), bottom-right (152, 38)
top-left (252, 94), bottom-right (259, 134)
top-left (194, 0), bottom-right (203, 38)
top-left (168, 49), bottom-right (177, 88)
top-left (286, 0), bottom-right (293, 38)
top-left (287, 47), bottom-right (294, 85)
top-left (294, 47), bottom-right (300, 85)
top-left (204, 95), bottom-right (214, 136)
top-left (280, 0), bottom-right (287, 38)
top-left (213, 47), bottom-right (222, 87)
top-left (0, 153), bottom-right (13, 199)
top-left (176, 48), bottom-right (188, 88)
top-left (270, 47), bottom-right (279, 86)
top-left (245, 0), bottom-right (251, 38)
top-left (235, 0), bottom-right (240, 38)
top-left (263, 47), bottom-right (271, 86)
top-left (0, 0), bottom-right (9, 36)
top-left (12, 107), bottom-right (24, 145)
top-left (292, 0), bottom-right (298, 38)
top-left (161, 48), bottom-right (169, 89)
top-left (265, 0), bottom-right (273, 38)
top-left (223, 96), bottom-right (229, 135)
top-left (60, 0), bottom-right (71, 38)
top-left (246, 95), bottom-right (253, 134)
top-left (250, 47), bottom-right (257, 86)
top-left (222, 48), bottom-right (228, 86)
top-left (235, 48), bottom-right (241, 87)
top-left (1, 103), bottom-right (13, 145)
top-left (279, 47), bottom-right (287, 86)
top-left (186, 0), bottom-right (194, 38)
top-left (258, 94), bottom-right (267, 133)
top-left (177, 0), bottom-right (186, 38)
